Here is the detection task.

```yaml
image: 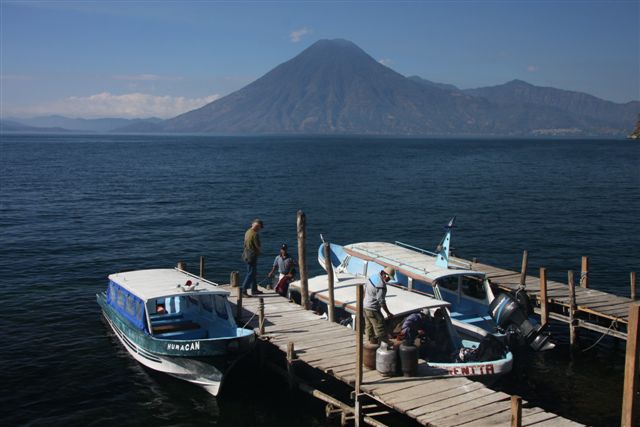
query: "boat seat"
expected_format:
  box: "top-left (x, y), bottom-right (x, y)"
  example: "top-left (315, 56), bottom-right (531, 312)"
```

top-left (155, 328), bottom-right (208, 340)
top-left (151, 317), bottom-right (189, 326)
top-left (152, 321), bottom-right (200, 334)
top-left (150, 313), bottom-right (184, 321)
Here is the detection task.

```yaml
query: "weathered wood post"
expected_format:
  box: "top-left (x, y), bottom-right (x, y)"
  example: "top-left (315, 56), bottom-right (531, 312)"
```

top-left (510, 395), bottom-right (522, 427)
top-left (236, 285), bottom-right (243, 320)
top-left (230, 271), bottom-right (239, 287)
top-left (324, 242), bottom-right (336, 323)
top-left (199, 256), bottom-right (205, 278)
top-left (631, 272), bottom-right (637, 300)
top-left (258, 297), bottom-right (265, 335)
top-left (354, 282), bottom-right (364, 426)
top-left (539, 267), bottom-right (549, 327)
top-left (176, 261), bottom-right (186, 271)
top-left (519, 250), bottom-right (528, 287)
top-left (297, 210), bottom-right (309, 310)
top-left (621, 303), bottom-right (639, 427)
top-left (568, 270), bottom-right (578, 348)
top-left (287, 341), bottom-right (297, 390)
top-left (580, 256), bottom-right (589, 288)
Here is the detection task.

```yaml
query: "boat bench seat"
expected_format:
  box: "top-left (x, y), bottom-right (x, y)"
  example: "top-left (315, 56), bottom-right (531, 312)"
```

top-left (152, 321), bottom-right (200, 334)
top-left (150, 313), bottom-right (184, 321)
top-left (155, 328), bottom-right (208, 340)
top-left (151, 317), bottom-right (189, 326)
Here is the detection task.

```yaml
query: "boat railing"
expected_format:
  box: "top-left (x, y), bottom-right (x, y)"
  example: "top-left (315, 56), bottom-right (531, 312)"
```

top-left (394, 241), bottom-right (473, 270)
top-left (174, 268), bottom-right (223, 288)
top-left (394, 240), bottom-right (439, 257)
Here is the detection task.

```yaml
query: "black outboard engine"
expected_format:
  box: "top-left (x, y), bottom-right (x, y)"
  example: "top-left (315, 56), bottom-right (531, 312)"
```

top-left (489, 291), bottom-right (554, 352)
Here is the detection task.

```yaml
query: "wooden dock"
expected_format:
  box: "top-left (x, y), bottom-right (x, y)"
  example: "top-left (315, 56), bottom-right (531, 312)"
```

top-left (226, 285), bottom-right (583, 427)
top-left (459, 256), bottom-right (634, 341)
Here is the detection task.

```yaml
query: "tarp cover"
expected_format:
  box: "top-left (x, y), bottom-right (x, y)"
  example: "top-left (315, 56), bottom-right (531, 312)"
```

top-left (107, 280), bottom-right (146, 331)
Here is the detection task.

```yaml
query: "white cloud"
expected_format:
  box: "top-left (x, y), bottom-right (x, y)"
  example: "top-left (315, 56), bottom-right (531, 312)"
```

top-left (112, 74), bottom-right (183, 81)
top-left (289, 27), bottom-right (312, 43)
top-left (7, 92), bottom-right (220, 119)
top-left (378, 58), bottom-right (393, 66)
top-left (527, 65), bottom-right (540, 72)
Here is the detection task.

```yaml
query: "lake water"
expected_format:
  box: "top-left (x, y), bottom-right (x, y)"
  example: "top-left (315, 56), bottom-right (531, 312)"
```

top-left (1, 134), bottom-right (638, 426)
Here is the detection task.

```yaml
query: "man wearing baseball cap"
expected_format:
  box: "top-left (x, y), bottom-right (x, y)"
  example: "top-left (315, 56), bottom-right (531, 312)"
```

top-left (241, 218), bottom-right (264, 296)
top-left (363, 266), bottom-right (395, 344)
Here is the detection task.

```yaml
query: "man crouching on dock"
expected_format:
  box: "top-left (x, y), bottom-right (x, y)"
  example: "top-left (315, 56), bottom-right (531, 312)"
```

top-left (364, 267), bottom-right (395, 344)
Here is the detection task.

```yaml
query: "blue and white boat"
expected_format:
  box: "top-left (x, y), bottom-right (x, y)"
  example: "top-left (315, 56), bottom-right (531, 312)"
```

top-left (318, 219), bottom-right (554, 352)
top-left (97, 268), bottom-right (255, 396)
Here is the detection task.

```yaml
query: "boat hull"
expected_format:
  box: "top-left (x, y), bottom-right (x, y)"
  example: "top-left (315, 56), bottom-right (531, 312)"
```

top-left (97, 293), bottom-right (255, 395)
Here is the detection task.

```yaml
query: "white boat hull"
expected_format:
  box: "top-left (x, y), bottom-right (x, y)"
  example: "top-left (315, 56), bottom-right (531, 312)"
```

top-left (104, 312), bottom-right (223, 396)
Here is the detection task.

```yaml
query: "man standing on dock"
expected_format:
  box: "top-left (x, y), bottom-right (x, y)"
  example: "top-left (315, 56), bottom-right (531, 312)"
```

top-left (364, 267), bottom-right (395, 344)
top-left (241, 218), bottom-right (263, 296)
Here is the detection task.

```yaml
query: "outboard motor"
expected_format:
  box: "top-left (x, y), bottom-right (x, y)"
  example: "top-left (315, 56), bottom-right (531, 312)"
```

top-left (489, 291), bottom-right (554, 352)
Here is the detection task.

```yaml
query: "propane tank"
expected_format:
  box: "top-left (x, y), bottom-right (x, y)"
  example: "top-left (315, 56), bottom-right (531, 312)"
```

top-left (364, 342), bottom-right (379, 370)
top-left (376, 342), bottom-right (397, 376)
top-left (398, 343), bottom-right (418, 377)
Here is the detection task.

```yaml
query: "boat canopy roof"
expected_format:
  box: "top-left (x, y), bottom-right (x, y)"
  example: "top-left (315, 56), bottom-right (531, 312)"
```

top-left (343, 242), bottom-right (485, 283)
top-left (108, 268), bottom-right (229, 302)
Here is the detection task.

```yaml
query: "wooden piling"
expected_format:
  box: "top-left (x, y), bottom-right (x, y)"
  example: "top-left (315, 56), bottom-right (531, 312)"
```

top-left (631, 272), bottom-right (637, 300)
top-left (323, 242), bottom-right (336, 323)
top-left (510, 395), bottom-right (522, 427)
top-left (355, 282), bottom-right (364, 426)
top-left (230, 271), bottom-right (239, 288)
top-left (519, 250), bottom-right (528, 287)
top-left (199, 256), bottom-right (205, 278)
top-left (622, 303), bottom-right (639, 427)
top-left (287, 341), bottom-right (297, 390)
top-left (258, 297), bottom-right (265, 335)
top-left (580, 256), bottom-right (589, 288)
top-left (236, 285), bottom-right (243, 320)
top-left (297, 210), bottom-right (309, 310)
top-left (568, 270), bottom-right (578, 348)
top-left (176, 261), bottom-right (186, 271)
top-left (539, 267), bottom-right (549, 327)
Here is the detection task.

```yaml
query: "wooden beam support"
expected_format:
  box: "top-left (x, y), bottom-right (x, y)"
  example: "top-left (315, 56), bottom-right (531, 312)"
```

top-left (287, 341), bottom-right (297, 390)
top-left (230, 271), bottom-right (239, 288)
top-left (236, 285), bottom-right (243, 320)
top-left (258, 297), bottom-right (265, 335)
top-left (324, 242), bottom-right (336, 323)
top-left (539, 267), bottom-right (549, 327)
top-left (511, 395), bottom-right (522, 427)
top-left (355, 282), bottom-right (364, 427)
top-left (176, 261), bottom-right (186, 271)
top-left (580, 256), bottom-right (589, 288)
top-left (631, 272), bottom-right (637, 300)
top-left (519, 250), bottom-right (528, 287)
top-left (568, 270), bottom-right (578, 348)
top-left (297, 210), bottom-right (309, 310)
top-left (621, 303), bottom-right (639, 427)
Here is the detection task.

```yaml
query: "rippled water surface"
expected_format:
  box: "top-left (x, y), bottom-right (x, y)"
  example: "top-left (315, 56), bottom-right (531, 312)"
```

top-left (1, 134), bottom-right (638, 426)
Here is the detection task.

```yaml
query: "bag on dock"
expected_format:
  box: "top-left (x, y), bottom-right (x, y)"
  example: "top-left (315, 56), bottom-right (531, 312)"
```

top-left (275, 275), bottom-right (292, 295)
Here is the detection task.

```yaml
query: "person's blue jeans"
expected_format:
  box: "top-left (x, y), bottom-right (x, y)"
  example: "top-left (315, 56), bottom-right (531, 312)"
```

top-left (242, 260), bottom-right (257, 292)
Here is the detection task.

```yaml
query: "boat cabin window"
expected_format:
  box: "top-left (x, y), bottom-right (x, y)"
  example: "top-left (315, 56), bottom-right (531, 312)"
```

top-left (460, 276), bottom-right (487, 300)
top-left (117, 288), bottom-right (126, 308)
top-left (438, 277), bottom-right (459, 292)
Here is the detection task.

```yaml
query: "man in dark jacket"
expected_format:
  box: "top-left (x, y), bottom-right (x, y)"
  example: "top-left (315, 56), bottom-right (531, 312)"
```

top-left (241, 218), bottom-right (263, 296)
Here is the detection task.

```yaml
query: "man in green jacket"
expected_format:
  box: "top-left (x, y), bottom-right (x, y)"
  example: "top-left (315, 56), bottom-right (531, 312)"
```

top-left (241, 218), bottom-right (263, 296)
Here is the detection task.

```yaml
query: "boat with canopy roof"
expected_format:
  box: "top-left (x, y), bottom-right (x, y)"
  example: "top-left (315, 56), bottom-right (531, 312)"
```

top-left (96, 268), bottom-right (255, 396)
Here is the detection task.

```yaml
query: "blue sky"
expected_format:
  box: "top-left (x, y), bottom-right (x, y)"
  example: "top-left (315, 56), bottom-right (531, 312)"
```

top-left (1, 0), bottom-right (638, 119)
